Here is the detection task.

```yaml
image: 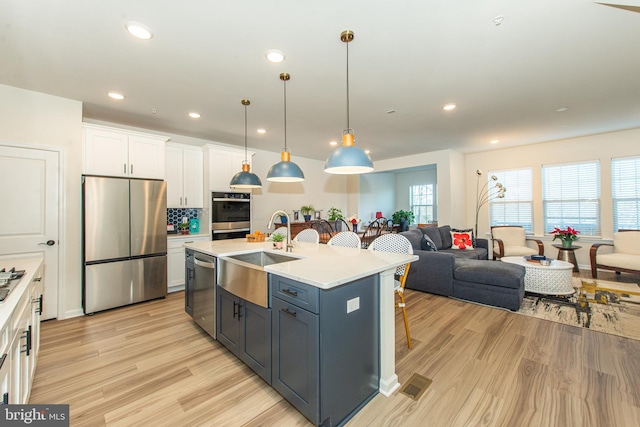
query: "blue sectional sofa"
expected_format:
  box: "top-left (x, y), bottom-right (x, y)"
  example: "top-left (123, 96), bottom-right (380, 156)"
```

top-left (399, 225), bottom-right (526, 311)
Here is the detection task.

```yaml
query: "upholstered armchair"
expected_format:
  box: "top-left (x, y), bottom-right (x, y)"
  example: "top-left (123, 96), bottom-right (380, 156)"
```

top-left (491, 226), bottom-right (544, 260)
top-left (590, 230), bottom-right (640, 278)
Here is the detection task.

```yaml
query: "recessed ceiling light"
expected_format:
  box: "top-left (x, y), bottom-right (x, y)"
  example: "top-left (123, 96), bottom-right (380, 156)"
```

top-left (442, 103), bottom-right (456, 111)
top-left (329, 140), bottom-right (338, 146)
top-left (188, 112), bottom-right (201, 119)
top-left (125, 21), bottom-right (153, 40)
top-left (107, 91), bottom-right (125, 100)
top-left (556, 107), bottom-right (569, 112)
top-left (493, 15), bottom-right (504, 26)
top-left (364, 150), bottom-right (371, 154)
top-left (265, 49), bottom-right (285, 63)
top-left (257, 129), bottom-right (266, 134)
top-left (490, 139), bottom-right (500, 144)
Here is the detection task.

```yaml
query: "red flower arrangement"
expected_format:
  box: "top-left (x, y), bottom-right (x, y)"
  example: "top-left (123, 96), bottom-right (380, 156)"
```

top-left (550, 226), bottom-right (580, 243)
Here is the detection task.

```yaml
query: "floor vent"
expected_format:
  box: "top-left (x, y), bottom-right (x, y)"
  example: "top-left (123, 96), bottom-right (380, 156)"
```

top-left (399, 373), bottom-right (432, 401)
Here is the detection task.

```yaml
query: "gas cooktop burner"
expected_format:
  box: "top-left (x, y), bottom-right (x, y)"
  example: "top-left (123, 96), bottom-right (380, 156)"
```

top-left (0, 267), bottom-right (25, 301)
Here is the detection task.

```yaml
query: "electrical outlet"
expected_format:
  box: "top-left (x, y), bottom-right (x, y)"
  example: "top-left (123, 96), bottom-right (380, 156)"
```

top-left (347, 297), bottom-right (360, 313)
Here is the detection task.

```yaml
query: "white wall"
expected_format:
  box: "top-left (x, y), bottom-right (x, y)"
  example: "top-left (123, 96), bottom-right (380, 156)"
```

top-left (465, 127), bottom-right (640, 268)
top-left (358, 172), bottom-right (395, 222)
top-left (374, 149), bottom-right (465, 227)
top-left (0, 84), bottom-right (83, 319)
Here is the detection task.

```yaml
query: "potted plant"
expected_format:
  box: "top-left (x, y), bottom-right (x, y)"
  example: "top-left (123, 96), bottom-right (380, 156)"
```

top-left (179, 221), bottom-right (190, 235)
top-left (272, 232), bottom-right (285, 249)
top-left (327, 207), bottom-right (344, 221)
top-left (300, 205), bottom-right (314, 222)
top-left (392, 210), bottom-right (415, 232)
top-left (550, 226), bottom-right (580, 248)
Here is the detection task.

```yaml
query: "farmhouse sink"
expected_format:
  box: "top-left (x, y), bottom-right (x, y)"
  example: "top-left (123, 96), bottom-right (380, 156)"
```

top-left (225, 251), bottom-right (299, 267)
top-left (218, 251), bottom-right (300, 308)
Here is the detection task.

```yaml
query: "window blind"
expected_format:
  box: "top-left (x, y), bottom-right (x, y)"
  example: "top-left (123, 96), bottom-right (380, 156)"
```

top-left (542, 161), bottom-right (600, 236)
top-left (410, 184), bottom-right (434, 224)
top-left (612, 156), bottom-right (640, 231)
top-left (489, 168), bottom-right (533, 232)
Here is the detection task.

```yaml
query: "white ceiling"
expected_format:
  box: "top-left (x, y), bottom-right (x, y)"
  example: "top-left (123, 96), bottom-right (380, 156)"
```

top-left (1, 1), bottom-right (640, 163)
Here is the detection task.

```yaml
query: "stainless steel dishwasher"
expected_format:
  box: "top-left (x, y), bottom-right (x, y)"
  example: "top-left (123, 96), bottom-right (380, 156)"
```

top-left (193, 252), bottom-right (216, 338)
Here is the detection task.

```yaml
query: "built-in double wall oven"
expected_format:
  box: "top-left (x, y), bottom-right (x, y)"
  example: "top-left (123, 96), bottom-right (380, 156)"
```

top-left (211, 191), bottom-right (251, 240)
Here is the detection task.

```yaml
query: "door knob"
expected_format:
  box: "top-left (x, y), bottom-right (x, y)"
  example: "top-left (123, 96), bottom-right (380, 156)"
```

top-left (38, 240), bottom-right (56, 246)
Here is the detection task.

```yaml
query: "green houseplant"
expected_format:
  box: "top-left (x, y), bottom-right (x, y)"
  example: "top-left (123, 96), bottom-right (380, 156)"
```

top-left (272, 232), bottom-right (285, 249)
top-left (300, 205), bottom-right (314, 221)
top-left (392, 210), bottom-right (415, 226)
top-left (327, 207), bottom-right (344, 221)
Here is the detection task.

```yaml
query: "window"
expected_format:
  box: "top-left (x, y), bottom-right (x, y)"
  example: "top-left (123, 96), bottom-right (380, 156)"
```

top-left (410, 184), bottom-right (434, 224)
top-left (542, 161), bottom-right (600, 236)
top-left (488, 168), bottom-right (533, 232)
top-left (612, 156), bottom-right (640, 231)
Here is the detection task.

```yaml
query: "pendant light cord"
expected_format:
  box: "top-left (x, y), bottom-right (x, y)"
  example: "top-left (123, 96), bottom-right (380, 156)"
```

top-left (244, 104), bottom-right (248, 162)
top-left (346, 41), bottom-right (350, 130)
top-left (283, 78), bottom-right (288, 150)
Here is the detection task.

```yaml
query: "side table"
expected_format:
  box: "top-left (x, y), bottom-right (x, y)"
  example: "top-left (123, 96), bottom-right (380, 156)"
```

top-left (552, 244), bottom-right (581, 272)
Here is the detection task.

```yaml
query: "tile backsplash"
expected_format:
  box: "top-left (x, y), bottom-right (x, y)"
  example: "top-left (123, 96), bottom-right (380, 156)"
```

top-left (167, 208), bottom-right (202, 226)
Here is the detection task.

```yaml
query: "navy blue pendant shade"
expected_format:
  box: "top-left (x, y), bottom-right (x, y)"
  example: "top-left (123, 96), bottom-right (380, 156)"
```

top-left (267, 149), bottom-right (305, 182)
top-left (324, 132), bottom-right (373, 174)
top-left (230, 99), bottom-right (262, 189)
top-left (230, 162), bottom-right (262, 188)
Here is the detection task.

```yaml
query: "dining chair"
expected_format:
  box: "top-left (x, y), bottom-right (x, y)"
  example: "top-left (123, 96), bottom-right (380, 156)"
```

top-left (293, 228), bottom-right (320, 244)
top-left (368, 233), bottom-right (413, 349)
top-left (334, 218), bottom-right (352, 233)
top-left (309, 219), bottom-right (335, 244)
top-left (327, 231), bottom-right (361, 248)
top-left (360, 219), bottom-right (383, 249)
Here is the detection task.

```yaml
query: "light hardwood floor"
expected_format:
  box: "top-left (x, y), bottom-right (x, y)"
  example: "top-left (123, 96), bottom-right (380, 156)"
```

top-left (30, 271), bottom-right (640, 427)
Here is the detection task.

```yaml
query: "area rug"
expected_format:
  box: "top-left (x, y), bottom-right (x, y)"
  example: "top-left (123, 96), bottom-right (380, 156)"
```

top-left (517, 278), bottom-right (640, 341)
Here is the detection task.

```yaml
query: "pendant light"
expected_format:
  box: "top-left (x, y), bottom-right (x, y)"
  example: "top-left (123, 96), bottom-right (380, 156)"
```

top-left (229, 99), bottom-right (262, 189)
top-left (324, 30), bottom-right (374, 174)
top-left (267, 73), bottom-right (305, 182)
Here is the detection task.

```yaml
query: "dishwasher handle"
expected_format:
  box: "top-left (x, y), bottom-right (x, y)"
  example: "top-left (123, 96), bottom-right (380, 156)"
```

top-left (194, 258), bottom-right (215, 269)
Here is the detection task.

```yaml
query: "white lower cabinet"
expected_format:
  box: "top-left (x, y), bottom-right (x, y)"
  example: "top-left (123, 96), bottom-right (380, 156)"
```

top-left (0, 260), bottom-right (43, 405)
top-left (168, 236), bottom-right (210, 291)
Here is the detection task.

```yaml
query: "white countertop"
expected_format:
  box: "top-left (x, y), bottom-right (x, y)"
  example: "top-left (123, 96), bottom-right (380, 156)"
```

top-left (184, 239), bottom-right (418, 290)
top-left (0, 257), bottom-right (43, 330)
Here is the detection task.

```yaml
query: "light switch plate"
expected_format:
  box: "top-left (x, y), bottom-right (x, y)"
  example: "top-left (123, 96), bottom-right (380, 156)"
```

top-left (347, 297), bottom-right (360, 313)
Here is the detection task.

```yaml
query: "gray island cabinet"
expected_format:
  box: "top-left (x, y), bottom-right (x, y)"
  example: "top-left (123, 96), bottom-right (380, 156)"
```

top-left (271, 274), bottom-right (380, 427)
top-left (217, 286), bottom-right (272, 384)
top-left (182, 240), bottom-right (418, 426)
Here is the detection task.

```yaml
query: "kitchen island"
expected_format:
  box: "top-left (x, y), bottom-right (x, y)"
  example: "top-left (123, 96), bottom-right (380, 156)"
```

top-left (184, 238), bottom-right (417, 422)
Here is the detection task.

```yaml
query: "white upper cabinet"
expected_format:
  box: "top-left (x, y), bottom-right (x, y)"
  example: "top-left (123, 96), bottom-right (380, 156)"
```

top-left (204, 144), bottom-right (254, 191)
top-left (165, 143), bottom-right (204, 208)
top-left (83, 124), bottom-right (167, 179)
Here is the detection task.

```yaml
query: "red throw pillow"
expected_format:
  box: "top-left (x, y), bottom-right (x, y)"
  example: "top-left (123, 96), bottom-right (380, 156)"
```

top-left (450, 230), bottom-right (474, 250)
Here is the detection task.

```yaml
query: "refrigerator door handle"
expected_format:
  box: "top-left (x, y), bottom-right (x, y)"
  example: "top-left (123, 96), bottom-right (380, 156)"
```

top-left (194, 258), bottom-right (215, 269)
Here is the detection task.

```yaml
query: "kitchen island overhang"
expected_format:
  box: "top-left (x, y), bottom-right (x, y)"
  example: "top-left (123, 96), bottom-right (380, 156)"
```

top-left (184, 238), bottom-right (417, 397)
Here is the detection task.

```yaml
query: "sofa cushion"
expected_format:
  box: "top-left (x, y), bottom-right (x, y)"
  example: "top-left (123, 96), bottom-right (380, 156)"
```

top-left (399, 229), bottom-right (423, 251)
top-left (441, 248), bottom-right (488, 260)
top-left (454, 259), bottom-right (525, 289)
top-left (420, 226), bottom-right (443, 250)
top-left (421, 235), bottom-right (437, 251)
top-left (439, 225), bottom-right (453, 249)
top-left (596, 253), bottom-right (640, 270)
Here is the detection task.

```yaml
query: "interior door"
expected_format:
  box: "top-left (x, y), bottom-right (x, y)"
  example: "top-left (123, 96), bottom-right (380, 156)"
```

top-left (0, 145), bottom-right (59, 320)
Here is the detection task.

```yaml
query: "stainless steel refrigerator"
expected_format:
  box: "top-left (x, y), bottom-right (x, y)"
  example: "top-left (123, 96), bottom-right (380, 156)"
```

top-left (82, 176), bottom-right (167, 314)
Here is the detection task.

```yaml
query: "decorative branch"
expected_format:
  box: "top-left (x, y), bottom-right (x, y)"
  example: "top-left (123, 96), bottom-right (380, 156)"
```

top-left (475, 169), bottom-right (506, 237)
